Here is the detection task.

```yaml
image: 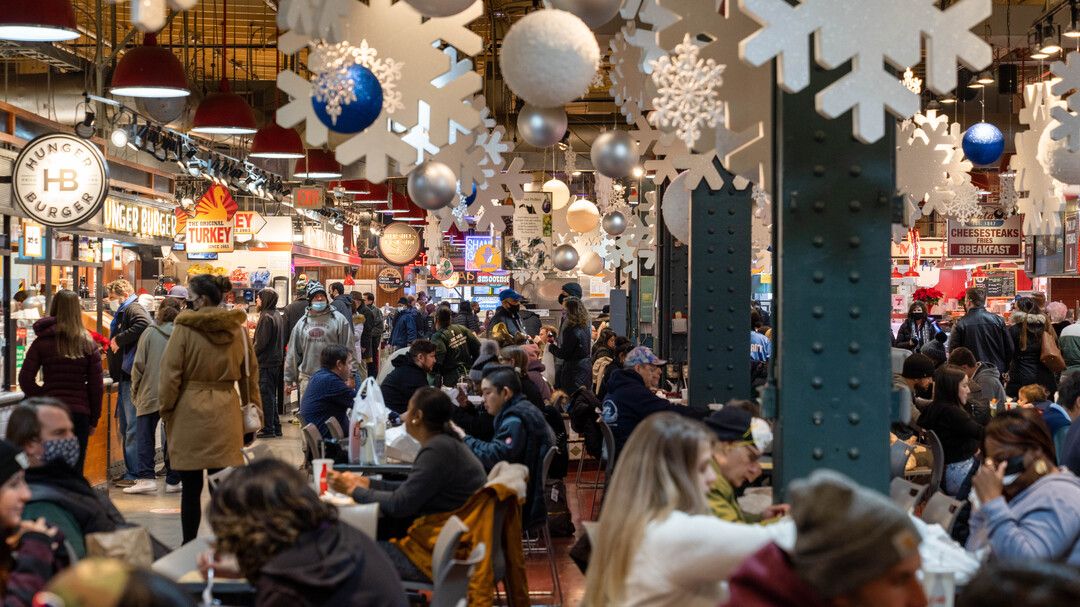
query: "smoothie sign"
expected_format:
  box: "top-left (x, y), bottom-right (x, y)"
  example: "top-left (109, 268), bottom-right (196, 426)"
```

top-left (13, 133), bottom-right (108, 228)
top-left (178, 184), bottom-right (238, 253)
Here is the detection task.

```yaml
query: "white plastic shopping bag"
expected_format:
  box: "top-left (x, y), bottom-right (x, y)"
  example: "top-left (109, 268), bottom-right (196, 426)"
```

top-left (349, 378), bottom-right (389, 464)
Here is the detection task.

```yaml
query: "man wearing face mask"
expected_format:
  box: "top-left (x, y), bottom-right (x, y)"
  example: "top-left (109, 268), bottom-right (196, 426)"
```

top-left (285, 281), bottom-right (355, 403)
top-left (6, 398), bottom-right (163, 559)
top-left (390, 296), bottom-right (420, 350)
top-left (103, 279), bottom-right (151, 486)
top-left (487, 289), bottom-right (527, 340)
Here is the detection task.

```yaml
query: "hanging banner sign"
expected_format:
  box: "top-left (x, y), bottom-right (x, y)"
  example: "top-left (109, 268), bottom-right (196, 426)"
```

top-left (514, 191), bottom-right (551, 243)
top-left (891, 238), bottom-right (945, 259)
top-left (378, 267), bottom-right (404, 292)
top-left (378, 222), bottom-right (422, 265)
top-left (946, 216), bottom-right (1023, 259)
top-left (457, 271), bottom-right (510, 287)
top-left (21, 224), bottom-right (44, 259)
top-left (103, 198), bottom-right (177, 239)
top-left (13, 133), bottom-right (109, 228)
top-left (1067, 213), bottom-right (1079, 273)
top-left (233, 211), bottom-right (267, 236)
top-left (184, 184), bottom-right (238, 253)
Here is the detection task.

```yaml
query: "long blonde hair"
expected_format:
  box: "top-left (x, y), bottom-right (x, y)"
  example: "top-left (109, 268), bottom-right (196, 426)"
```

top-left (49, 290), bottom-right (93, 359)
top-left (582, 413), bottom-right (713, 606)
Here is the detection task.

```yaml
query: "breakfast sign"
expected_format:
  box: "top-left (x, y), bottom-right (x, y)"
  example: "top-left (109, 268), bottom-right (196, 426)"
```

top-left (176, 184), bottom-right (239, 253)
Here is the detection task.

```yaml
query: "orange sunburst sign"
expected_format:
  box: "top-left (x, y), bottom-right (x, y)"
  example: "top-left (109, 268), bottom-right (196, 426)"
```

top-left (185, 184), bottom-right (238, 253)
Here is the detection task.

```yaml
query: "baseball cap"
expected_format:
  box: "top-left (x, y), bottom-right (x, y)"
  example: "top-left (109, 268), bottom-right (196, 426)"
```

top-left (625, 346), bottom-right (666, 367)
top-left (901, 353), bottom-right (936, 380)
top-left (704, 407), bottom-right (754, 443)
top-left (499, 289), bottom-right (523, 302)
top-left (166, 286), bottom-right (189, 300)
top-left (397, 297), bottom-right (410, 305)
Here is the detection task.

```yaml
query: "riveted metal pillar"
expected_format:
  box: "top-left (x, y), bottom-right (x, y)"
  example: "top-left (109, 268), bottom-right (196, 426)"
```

top-left (773, 66), bottom-right (894, 495)
top-left (656, 189), bottom-right (688, 364)
top-left (689, 159), bottom-right (752, 406)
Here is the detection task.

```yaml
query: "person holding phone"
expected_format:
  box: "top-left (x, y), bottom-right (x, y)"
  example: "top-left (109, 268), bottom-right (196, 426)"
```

top-left (968, 409), bottom-right (1080, 565)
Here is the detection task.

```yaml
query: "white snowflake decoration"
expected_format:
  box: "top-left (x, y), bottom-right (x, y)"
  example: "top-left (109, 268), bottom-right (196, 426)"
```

top-left (649, 34), bottom-right (725, 150)
top-left (998, 172), bottom-right (1018, 215)
top-left (609, 27), bottom-right (655, 122)
top-left (739, 0), bottom-right (992, 143)
top-left (479, 157), bottom-right (530, 204)
top-left (119, 0), bottom-right (199, 33)
top-left (1050, 51), bottom-right (1080, 152)
top-left (310, 40), bottom-right (403, 126)
top-left (896, 110), bottom-right (968, 219)
top-left (901, 68), bottom-right (922, 94)
top-left (430, 135), bottom-right (488, 192)
top-left (423, 213), bottom-right (444, 264)
top-left (941, 181), bottom-right (981, 224)
top-left (1012, 80), bottom-right (1066, 236)
top-left (645, 126), bottom-right (732, 191)
top-left (276, 0), bottom-right (484, 182)
top-left (563, 145), bottom-right (577, 175)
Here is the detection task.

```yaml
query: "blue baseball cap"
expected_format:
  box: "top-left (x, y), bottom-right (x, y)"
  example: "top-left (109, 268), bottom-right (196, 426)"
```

top-left (499, 289), bottom-right (523, 302)
top-left (625, 346), bottom-right (666, 367)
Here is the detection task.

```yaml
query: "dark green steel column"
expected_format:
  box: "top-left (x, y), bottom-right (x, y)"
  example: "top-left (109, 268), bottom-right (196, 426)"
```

top-left (689, 159), bottom-right (752, 406)
top-left (655, 185), bottom-right (688, 365)
top-left (773, 67), bottom-right (894, 494)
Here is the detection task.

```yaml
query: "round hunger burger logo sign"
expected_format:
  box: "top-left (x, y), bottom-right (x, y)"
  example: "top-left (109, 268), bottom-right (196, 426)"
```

top-left (13, 133), bottom-right (109, 228)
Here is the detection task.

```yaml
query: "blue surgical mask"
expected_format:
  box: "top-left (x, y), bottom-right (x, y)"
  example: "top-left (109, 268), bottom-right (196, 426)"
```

top-left (311, 301), bottom-right (328, 312)
top-left (43, 437), bottom-right (80, 470)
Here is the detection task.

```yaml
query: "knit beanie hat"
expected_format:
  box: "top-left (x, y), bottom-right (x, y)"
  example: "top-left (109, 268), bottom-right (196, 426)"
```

top-left (306, 280), bottom-right (327, 300)
top-left (788, 469), bottom-right (921, 599)
top-left (561, 282), bottom-right (583, 298)
top-left (0, 439), bottom-right (27, 487)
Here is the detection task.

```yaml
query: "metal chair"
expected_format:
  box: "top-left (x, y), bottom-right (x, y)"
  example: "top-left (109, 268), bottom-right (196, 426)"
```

top-left (920, 491), bottom-right (964, 533)
top-left (889, 440), bottom-right (915, 479)
top-left (435, 542), bottom-right (485, 607)
top-left (401, 516), bottom-right (476, 604)
top-left (925, 429), bottom-right (946, 498)
top-left (325, 417), bottom-right (345, 441)
top-left (889, 477), bottom-right (927, 513)
top-left (338, 503), bottom-right (380, 539)
top-left (302, 423), bottom-right (323, 462)
top-left (522, 447), bottom-right (563, 606)
top-left (589, 421), bottom-right (616, 520)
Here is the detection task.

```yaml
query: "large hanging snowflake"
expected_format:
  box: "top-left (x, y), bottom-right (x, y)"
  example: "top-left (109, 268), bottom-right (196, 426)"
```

top-left (646, 126), bottom-right (732, 190)
top-left (422, 213), bottom-right (444, 264)
top-left (940, 181), bottom-right (981, 224)
top-left (897, 110), bottom-right (972, 219)
top-left (609, 27), bottom-right (654, 123)
top-left (1013, 81), bottom-right (1066, 236)
top-left (276, 0), bottom-right (484, 182)
top-left (649, 34), bottom-right (725, 150)
top-left (563, 144), bottom-right (577, 175)
top-left (1050, 51), bottom-right (1080, 151)
top-left (998, 171), bottom-right (1018, 215)
top-left (309, 40), bottom-right (403, 126)
top-left (739, 0), bottom-right (992, 143)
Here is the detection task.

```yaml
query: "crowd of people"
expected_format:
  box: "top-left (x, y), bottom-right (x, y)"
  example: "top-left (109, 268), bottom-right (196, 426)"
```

top-left (1, 278), bottom-right (1078, 605)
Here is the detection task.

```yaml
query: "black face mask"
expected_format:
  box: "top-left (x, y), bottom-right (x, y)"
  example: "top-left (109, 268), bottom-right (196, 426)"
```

top-left (508, 303), bottom-right (521, 313)
top-left (558, 294), bottom-right (566, 305)
top-left (913, 312), bottom-right (927, 320)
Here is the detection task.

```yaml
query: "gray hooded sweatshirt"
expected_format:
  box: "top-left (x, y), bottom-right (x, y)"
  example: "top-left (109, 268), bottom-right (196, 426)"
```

top-left (285, 306), bottom-right (355, 384)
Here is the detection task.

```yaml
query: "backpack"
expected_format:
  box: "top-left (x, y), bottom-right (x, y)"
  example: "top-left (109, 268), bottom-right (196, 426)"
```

top-left (567, 387), bottom-right (603, 459)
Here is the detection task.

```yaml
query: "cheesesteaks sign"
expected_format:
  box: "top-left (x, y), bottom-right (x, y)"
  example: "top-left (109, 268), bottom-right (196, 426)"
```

top-left (13, 133), bottom-right (108, 228)
top-left (946, 216), bottom-right (1023, 259)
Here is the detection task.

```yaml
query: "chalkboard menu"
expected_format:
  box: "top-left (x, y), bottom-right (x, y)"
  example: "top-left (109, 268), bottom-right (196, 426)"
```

top-left (975, 271), bottom-right (1017, 298)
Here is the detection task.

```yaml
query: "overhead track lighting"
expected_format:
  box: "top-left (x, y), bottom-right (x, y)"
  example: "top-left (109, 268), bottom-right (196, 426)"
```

top-left (0, 0), bottom-right (80, 42)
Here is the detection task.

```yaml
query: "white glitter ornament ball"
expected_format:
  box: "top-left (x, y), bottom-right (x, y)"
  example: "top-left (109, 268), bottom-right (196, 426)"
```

top-left (545, 0), bottom-right (622, 29)
top-left (526, 179), bottom-right (573, 210)
top-left (1039, 125), bottom-right (1080, 185)
top-left (566, 197), bottom-right (601, 233)
top-left (499, 9), bottom-right (600, 109)
top-left (404, 0), bottom-right (476, 18)
top-left (662, 171), bottom-right (691, 243)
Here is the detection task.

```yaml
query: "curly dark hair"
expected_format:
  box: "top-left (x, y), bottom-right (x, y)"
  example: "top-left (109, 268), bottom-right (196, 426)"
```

top-left (207, 459), bottom-right (336, 578)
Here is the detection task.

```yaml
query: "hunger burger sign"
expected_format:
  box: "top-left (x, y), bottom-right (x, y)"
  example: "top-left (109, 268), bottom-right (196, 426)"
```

top-left (13, 133), bottom-right (108, 228)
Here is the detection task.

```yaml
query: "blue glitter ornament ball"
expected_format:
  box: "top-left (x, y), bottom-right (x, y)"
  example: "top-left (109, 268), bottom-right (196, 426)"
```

top-left (312, 64), bottom-right (383, 134)
top-left (962, 122), bottom-right (1005, 166)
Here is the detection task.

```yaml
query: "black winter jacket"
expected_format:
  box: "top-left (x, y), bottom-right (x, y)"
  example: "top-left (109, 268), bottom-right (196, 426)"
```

top-left (283, 297), bottom-right (309, 343)
top-left (949, 306), bottom-right (1013, 374)
top-left (380, 356), bottom-right (430, 414)
top-left (601, 368), bottom-right (707, 460)
top-left (106, 300), bottom-right (150, 380)
top-left (254, 296), bottom-right (285, 369)
top-left (1006, 312), bottom-right (1058, 397)
top-left (551, 324), bottom-right (592, 393)
top-left (253, 521), bottom-right (406, 607)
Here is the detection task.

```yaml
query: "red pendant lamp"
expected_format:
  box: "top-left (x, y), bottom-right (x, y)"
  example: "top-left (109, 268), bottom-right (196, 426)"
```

top-left (903, 266), bottom-right (920, 277)
top-left (190, 0), bottom-right (257, 136)
top-left (0, 0), bottom-right (79, 42)
top-left (250, 123), bottom-right (304, 158)
top-left (110, 34), bottom-right (190, 98)
top-left (294, 149), bottom-right (343, 180)
top-left (891, 265), bottom-right (904, 279)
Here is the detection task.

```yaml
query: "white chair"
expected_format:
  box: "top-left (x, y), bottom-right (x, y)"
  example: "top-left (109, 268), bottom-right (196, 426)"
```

top-left (402, 516), bottom-right (482, 607)
top-left (325, 417), bottom-right (345, 441)
top-left (338, 502), bottom-right (380, 539)
top-left (920, 491), bottom-right (964, 533)
top-left (152, 536), bottom-right (214, 580)
top-left (889, 477), bottom-right (927, 513)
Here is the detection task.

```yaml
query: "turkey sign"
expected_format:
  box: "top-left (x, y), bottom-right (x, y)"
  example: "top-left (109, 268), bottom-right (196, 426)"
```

top-left (177, 184), bottom-right (238, 253)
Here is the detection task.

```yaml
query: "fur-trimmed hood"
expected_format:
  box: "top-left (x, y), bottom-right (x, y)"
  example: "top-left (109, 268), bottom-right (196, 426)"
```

top-left (1010, 311), bottom-right (1048, 327)
top-left (175, 307), bottom-right (247, 344)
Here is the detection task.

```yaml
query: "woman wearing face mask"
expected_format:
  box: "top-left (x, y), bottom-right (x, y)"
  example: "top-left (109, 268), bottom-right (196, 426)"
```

top-left (18, 290), bottom-right (103, 474)
top-left (583, 414), bottom-right (794, 607)
top-left (449, 367), bottom-right (553, 531)
top-left (329, 388), bottom-right (486, 542)
top-left (893, 302), bottom-right (943, 351)
top-left (969, 408), bottom-right (1080, 565)
top-left (0, 439), bottom-right (68, 604)
top-left (918, 364), bottom-right (984, 496)
top-left (549, 296), bottom-right (593, 393)
top-left (159, 274), bottom-right (261, 544)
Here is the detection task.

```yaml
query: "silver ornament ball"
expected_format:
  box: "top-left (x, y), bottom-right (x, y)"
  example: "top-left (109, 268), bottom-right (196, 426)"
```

top-left (404, 0), bottom-right (475, 17)
top-left (602, 210), bottom-right (627, 236)
top-left (517, 104), bottom-right (568, 148)
top-left (407, 161), bottom-right (459, 211)
top-left (552, 244), bottom-right (580, 271)
top-left (546, 0), bottom-right (623, 29)
top-left (591, 130), bottom-right (639, 179)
